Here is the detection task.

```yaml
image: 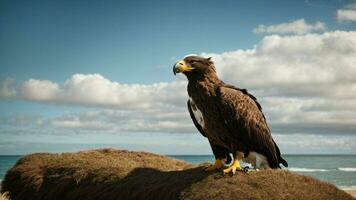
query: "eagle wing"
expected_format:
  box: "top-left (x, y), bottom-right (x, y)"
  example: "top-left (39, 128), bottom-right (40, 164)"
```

top-left (188, 100), bottom-right (233, 163)
top-left (187, 100), bottom-right (207, 137)
top-left (215, 85), bottom-right (286, 168)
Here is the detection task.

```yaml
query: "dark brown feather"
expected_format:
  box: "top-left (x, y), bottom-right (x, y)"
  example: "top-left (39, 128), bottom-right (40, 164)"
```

top-left (187, 100), bottom-right (231, 162)
top-left (215, 85), bottom-right (281, 168)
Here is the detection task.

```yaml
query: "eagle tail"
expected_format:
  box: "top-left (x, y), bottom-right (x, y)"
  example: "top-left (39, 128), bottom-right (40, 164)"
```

top-left (273, 140), bottom-right (288, 167)
top-left (279, 156), bottom-right (288, 168)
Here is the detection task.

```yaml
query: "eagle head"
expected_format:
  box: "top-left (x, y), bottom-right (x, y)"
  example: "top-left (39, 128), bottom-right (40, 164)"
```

top-left (173, 56), bottom-right (216, 79)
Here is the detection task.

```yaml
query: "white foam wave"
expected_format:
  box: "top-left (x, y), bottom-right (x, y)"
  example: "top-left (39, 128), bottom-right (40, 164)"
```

top-left (339, 186), bottom-right (356, 190)
top-left (338, 168), bottom-right (356, 172)
top-left (288, 167), bottom-right (330, 172)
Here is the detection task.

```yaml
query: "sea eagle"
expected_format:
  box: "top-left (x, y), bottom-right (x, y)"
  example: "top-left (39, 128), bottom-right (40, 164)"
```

top-left (173, 56), bottom-right (288, 174)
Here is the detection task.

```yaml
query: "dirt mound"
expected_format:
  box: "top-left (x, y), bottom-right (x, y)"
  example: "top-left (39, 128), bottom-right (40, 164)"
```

top-left (1, 149), bottom-right (354, 200)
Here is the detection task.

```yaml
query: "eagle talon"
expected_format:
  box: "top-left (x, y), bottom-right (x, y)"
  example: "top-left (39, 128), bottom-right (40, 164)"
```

top-left (223, 160), bottom-right (243, 175)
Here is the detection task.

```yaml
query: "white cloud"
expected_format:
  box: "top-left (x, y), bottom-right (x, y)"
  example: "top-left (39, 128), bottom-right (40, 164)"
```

top-left (0, 78), bottom-right (16, 98)
top-left (202, 31), bottom-right (356, 134)
top-left (19, 74), bottom-right (187, 109)
top-left (275, 134), bottom-right (356, 154)
top-left (337, 9), bottom-right (356, 22)
top-left (253, 18), bottom-right (326, 35)
top-left (51, 118), bottom-right (113, 131)
top-left (1, 74), bottom-right (193, 133)
top-left (47, 109), bottom-right (194, 134)
top-left (337, 2), bottom-right (356, 23)
top-left (21, 79), bottom-right (60, 101)
top-left (204, 31), bottom-right (356, 99)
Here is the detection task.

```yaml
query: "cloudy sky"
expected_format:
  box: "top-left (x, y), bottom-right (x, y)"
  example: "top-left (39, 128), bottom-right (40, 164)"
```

top-left (1, 0), bottom-right (356, 155)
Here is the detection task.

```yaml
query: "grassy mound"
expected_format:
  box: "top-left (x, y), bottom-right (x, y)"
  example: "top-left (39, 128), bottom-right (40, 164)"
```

top-left (1, 149), bottom-right (354, 200)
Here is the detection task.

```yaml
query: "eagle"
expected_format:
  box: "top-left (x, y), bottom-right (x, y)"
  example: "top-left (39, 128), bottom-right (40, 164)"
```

top-left (173, 56), bottom-right (288, 174)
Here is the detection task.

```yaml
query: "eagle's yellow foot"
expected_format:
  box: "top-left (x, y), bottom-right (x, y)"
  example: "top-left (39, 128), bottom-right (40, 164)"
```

top-left (204, 159), bottom-right (223, 172)
top-left (223, 160), bottom-right (243, 174)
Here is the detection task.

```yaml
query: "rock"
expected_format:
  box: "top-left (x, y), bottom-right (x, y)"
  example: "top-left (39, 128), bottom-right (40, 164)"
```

top-left (1, 149), bottom-right (354, 200)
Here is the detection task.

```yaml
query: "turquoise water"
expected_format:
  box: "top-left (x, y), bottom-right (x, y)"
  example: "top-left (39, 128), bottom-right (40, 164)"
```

top-left (1, 155), bottom-right (356, 187)
top-left (0, 155), bottom-right (22, 183)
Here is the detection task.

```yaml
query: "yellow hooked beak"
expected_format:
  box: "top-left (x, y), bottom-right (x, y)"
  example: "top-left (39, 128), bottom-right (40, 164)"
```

top-left (173, 60), bottom-right (194, 75)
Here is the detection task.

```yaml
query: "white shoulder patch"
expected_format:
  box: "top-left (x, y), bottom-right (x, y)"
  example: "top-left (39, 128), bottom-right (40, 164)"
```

top-left (189, 97), bottom-right (205, 129)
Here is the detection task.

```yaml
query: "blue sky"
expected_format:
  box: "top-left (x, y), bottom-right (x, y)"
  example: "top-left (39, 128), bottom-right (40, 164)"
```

top-left (1, 0), bottom-right (352, 83)
top-left (1, 0), bottom-right (356, 155)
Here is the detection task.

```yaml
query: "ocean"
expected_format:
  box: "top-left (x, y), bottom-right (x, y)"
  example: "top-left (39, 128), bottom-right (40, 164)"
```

top-left (1, 155), bottom-right (355, 188)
